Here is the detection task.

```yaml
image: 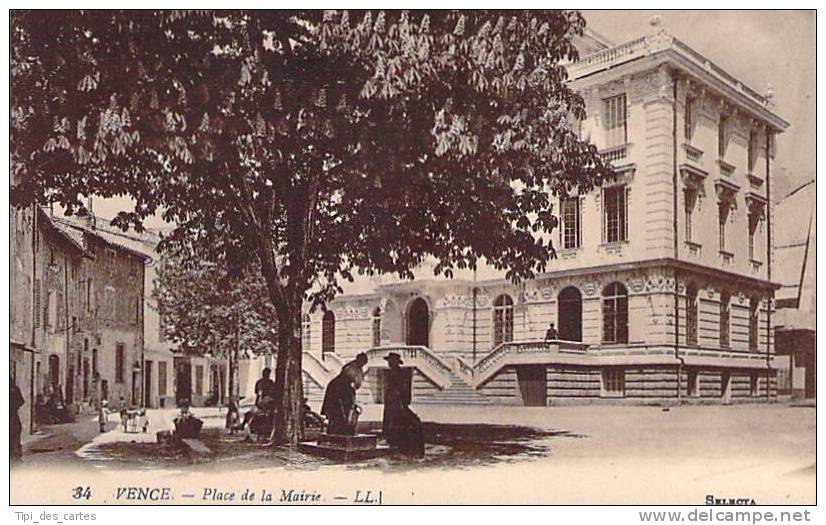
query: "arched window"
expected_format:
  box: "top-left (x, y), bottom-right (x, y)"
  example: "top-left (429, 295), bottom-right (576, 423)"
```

top-left (493, 295), bottom-right (514, 347)
top-left (372, 307), bottom-right (382, 347)
top-left (322, 310), bottom-right (336, 356)
top-left (749, 297), bottom-right (760, 352)
top-left (557, 287), bottom-right (583, 342)
top-left (686, 283), bottom-right (699, 345)
top-left (719, 291), bottom-right (731, 349)
top-left (301, 314), bottom-right (311, 351)
top-left (602, 282), bottom-right (628, 344)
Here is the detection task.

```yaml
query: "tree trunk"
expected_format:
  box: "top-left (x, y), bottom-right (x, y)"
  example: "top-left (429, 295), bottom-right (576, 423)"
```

top-left (269, 306), bottom-right (304, 445)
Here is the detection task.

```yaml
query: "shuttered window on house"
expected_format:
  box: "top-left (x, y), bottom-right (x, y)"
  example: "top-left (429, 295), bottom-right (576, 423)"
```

top-left (158, 361), bottom-right (168, 397)
top-left (34, 279), bottom-right (41, 328)
top-left (115, 343), bottom-right (125, 383)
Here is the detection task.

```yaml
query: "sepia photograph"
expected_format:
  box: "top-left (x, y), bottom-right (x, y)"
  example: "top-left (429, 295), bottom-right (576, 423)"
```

top-left (7, 7), bottom-right (816, 509)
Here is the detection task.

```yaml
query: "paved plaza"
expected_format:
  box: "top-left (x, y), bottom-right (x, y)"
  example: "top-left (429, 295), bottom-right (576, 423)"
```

top-left (12, 402), bottom-right (815, 505)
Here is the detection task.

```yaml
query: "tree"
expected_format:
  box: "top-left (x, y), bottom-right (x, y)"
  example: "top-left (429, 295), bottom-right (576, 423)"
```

top-left (152, 252), bottom-right (279, 407)
top-left (11, 10), bottom-right (611, 445)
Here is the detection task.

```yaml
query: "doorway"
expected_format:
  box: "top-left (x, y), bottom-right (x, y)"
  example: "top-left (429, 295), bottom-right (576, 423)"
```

top-left (144, 360), bottom-right (153, 408)
top-left (517, 365), bottom-right (547, 407)
top-left (48, 354), bottom-right (60, 394)
top-left (721, 371), bottom-right (732, 405)
top-left (406, 298), bottom-right (430, 347)
top-left (174, 358), bottom-right (192, 407)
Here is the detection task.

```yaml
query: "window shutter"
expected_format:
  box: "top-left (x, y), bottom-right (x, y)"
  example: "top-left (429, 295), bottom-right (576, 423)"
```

top-left (34, 280), bottom-right (41, 328)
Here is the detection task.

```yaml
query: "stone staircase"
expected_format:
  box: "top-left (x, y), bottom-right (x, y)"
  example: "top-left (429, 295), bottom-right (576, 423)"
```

top-left (413, 371), bottom-right (493, 406)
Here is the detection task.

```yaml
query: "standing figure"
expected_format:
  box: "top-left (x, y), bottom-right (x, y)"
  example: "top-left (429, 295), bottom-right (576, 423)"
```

top-left (321, 372), bottom-right (358, 435)
top-left (98, 399), bottom-right (109, 433)
top-left (10, 375), bottom-right (24, 463)
top-left (382, 353), bottom-right (410, 446)
top-left (544, 322), bottom-right (559, 341)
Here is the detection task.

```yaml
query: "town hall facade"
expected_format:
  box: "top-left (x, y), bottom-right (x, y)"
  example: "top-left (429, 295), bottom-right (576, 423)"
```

top-left (299, 20), bottom-right (789, 406)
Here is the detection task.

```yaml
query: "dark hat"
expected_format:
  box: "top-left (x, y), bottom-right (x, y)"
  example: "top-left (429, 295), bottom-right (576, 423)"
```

top-left (384, 352), bottom-right (403, 365)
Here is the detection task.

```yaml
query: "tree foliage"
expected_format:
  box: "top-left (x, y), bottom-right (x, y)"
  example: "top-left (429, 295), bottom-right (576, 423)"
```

top-left (11, 10), bottom-right (612, 444)
top-left (153, 255), bottom-right (278, 358)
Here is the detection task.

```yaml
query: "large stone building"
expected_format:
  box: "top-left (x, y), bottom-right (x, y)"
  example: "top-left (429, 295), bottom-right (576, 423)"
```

top-left (300, 21), bottom-right (789, 406)
top-left (57, 218), bottom-right (230, 409)
top-left (10, 207), bottom-right (148, 439)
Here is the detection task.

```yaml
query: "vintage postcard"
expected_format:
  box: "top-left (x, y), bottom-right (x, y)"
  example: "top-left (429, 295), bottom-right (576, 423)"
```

top-left (7, 7), bottom-right (816, 509)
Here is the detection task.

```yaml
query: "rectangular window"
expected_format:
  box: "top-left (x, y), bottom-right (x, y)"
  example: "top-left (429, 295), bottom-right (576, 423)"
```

top-left (47, 291), bottom-right (57, 328)
top-left (749, 299), bottom-right (759, 352)
top-left (685, 97), bottom-right (695, 140)
top-left (603, 94), bottom-right (627, 148)
top-left (684, 190), bottom-right (697, 243)
top-left (158, 362), bottom-right (168, 397)
top-left (748, 212), bottom-right (760, 261)
top-left (603, 186), bottom-right (628, 244)
top-left (718, 114), bottom-right (728, 158)
top-left (718, 205), bottom-right (728, 252)
top-left (686, 291), bottom-right (698, 346)
top-left (34, 279), bottom-right (41, 329)
top-left (115, 343), bottom-right (125, 383)
top-left (687, 369), bottom-right (699, 397)
top-left (86, 279), bottom-right (94, 312)
top-left (748, 130), bottom-right (758, 172)
top-left (132, 296), bottom-right (140, 324)
top-left (719, 295), bottom-right (730, 349)
top-left (601, 369), bottom-right (625, 397)
top-left (560, 197), bottom-right (582, 249)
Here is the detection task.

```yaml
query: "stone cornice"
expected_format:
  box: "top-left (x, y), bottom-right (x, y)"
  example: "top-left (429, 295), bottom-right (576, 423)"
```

top-left (569, 30), bottom-right (789, 133)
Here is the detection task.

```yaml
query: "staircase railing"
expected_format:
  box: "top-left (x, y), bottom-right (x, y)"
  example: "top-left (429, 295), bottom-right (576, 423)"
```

top-left (322, 352), bottom-right (344, 370)
top-left (302, 352), bottom-right (335, 387)
top-left (473, 339), bottom-right (589, 386)
top-left (365, 345), bottom-right (453, 390)
top-left (452, 356), bottom-right (475, 385)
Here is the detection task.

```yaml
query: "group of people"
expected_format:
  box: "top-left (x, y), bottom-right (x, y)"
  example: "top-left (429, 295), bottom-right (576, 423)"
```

top-left (321, 352), bottom-right (424, 457)
top-left (221, 352), bottom-right (426, 456)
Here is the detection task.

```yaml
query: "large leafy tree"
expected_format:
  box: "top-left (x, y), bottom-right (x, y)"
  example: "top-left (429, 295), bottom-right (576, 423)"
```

top-left (11, 10), bottom-right (610, 444)
top-left (152, 252), bottom-right (278, 406)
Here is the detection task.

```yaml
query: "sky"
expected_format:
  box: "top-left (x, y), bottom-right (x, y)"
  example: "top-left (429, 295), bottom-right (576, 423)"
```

top-left (92, 10), bottom-right (815, 227)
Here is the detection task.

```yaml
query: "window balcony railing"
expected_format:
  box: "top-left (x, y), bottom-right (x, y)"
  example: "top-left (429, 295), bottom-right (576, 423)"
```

top-left (600, 144), bottom-right (629, 164)
top-left (682, 143), bottom-right (704, 163)
top-left (717, 159), bottom-right (736, 178)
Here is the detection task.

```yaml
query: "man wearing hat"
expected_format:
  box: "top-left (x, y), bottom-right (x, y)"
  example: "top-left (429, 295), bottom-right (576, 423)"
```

top-left (382, 352), bottom-right (409, 446)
